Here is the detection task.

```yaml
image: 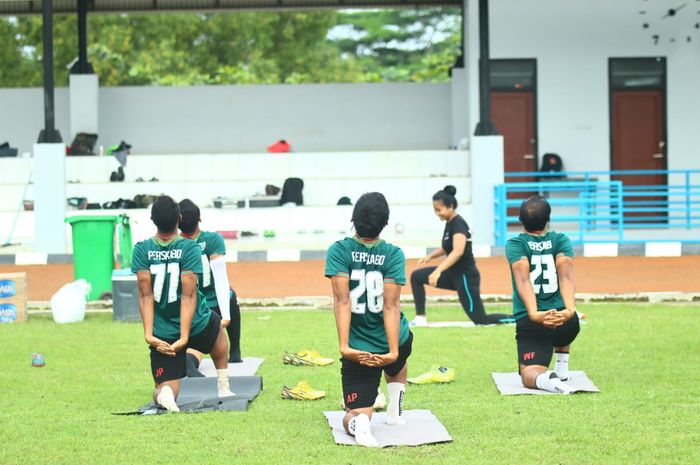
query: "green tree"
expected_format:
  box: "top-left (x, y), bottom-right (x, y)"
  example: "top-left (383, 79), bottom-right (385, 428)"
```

top-left (0, 8), bottom-right (461, 87)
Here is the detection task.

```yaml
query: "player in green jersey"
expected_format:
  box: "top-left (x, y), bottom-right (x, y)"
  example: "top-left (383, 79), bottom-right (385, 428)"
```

top-left (178, 199), bottom-right (243, 377)
top-left (325, 192), bottom-right (413, 447)
top-left (505, 195), bottom-right (581, 394)
top-left (132, 196), bottom-right (234, 412)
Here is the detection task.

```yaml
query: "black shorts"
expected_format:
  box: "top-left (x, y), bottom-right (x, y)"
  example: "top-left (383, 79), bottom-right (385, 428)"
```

top-left (150, 312), bottom-right (221, 384)
top-left (341, 331), bottom-right (413, 410)
top-left (516, 312), bottom-right (580, 368)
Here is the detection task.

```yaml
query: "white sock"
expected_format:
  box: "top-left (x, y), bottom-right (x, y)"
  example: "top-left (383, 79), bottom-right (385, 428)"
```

top-left (554, 352), bottom-right (570, 380)
top-left (386, 382), bottom-right (406, 426)
top-left (535, 371), bottom-right (573, 394)
top-left (156, 385), bottom-right (180, 412)
top-left (412, 315), bottom-right (427, 325)
top-left (217, 369), bottom-right (235, 397)
top-left (348, 414), bottom-right (379, 448)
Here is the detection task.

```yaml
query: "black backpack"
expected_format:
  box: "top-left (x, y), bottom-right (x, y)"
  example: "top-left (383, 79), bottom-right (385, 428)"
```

top-left (279, 178), bottom-right (304, 206)
top-left (540, 153), bottom-right (563, 173)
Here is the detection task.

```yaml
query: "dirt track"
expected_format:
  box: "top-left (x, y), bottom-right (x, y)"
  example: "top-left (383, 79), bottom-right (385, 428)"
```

top-left (1, 256), bottom-right (698, 301)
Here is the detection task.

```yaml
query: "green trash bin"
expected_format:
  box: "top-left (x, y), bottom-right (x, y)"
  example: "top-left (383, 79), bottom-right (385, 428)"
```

top-left (65, 215), bottom-right (118, 300)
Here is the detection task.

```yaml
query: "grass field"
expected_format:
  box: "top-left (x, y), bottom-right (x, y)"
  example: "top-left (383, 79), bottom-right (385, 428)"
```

top-left (1, 303), bottom-right (699, 465)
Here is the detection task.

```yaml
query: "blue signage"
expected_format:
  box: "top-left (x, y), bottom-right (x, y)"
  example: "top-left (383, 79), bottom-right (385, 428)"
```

top-left (0, 303), bottom-right (17, 323)
top-left (0, 280), bottom-right (17, 298)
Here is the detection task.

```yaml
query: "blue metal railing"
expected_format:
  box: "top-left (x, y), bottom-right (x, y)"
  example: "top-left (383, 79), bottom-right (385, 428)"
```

top-left (494, 169), bottom-right (700, 245)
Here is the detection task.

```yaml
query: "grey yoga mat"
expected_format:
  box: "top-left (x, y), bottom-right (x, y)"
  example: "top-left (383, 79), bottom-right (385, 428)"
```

top-left (323, 410), bottom-right (452, 448)
top-left (115, 376), bottom-right (263, 415)
top-left (491, 371), bottom-right (600, 395)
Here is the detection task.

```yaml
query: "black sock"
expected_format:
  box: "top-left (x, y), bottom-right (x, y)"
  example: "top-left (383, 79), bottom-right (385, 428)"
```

top-left (227, 293), bottom-right (242, 363)
top-left (186, 353), bottom-right (204, 377)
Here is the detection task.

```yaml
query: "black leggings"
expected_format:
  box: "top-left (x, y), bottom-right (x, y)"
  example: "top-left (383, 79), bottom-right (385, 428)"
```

top-left (209, 290), bottom-right (241, 356)
top-left (410, 266), bottom-right (510, 325)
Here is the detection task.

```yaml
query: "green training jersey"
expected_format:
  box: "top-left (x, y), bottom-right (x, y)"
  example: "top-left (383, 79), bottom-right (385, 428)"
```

top-left (131, 236), bottom-right (211, 340)
top-left (505, 230), bottom-right (574, 321)
top-left (324, 237), bottom-right (410, 353)
top-left (187, 230), bottom-right (232, 309)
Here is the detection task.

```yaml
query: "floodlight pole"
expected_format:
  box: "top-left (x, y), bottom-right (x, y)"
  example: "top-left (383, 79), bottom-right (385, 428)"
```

top-left (37, 0), bottom-right (62, 143)
top-left (474, 0), bottom-right (498, 136)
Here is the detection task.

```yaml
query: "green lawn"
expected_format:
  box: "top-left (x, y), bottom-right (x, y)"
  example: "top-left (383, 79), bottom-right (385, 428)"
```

top-left (1, 304), bottom-right (698, 465)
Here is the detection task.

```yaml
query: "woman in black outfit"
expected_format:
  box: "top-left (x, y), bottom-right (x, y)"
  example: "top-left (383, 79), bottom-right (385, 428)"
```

top-left (410, 185), bottom-right (510, 326)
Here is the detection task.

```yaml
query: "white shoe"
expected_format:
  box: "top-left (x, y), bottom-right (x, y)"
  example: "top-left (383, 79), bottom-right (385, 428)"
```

top-left (409, 315), bottom-right (428, 327)
top-left (373, 389), bottom-right (386, 411)
top-left (352, 414), bottom-right (380, 448)
top-left (156, 386), bottom-right (180, 412)
top-left (218, 389), bottom-right (236, 398)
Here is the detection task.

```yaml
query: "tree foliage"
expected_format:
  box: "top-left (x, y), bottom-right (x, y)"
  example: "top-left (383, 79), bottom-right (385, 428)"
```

top-left (0, 8), bottom-right (461, 87)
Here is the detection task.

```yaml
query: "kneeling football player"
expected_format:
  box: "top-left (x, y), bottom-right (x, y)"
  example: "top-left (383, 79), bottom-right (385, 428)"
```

top-left (506, 195), bottom-right (581, 394)
top-left (132, 196), bottom-right (234, 411)
top-left (325, 192), bottom-right (412, 447)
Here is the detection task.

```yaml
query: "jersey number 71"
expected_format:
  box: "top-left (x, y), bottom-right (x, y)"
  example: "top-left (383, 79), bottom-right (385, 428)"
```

top-left (150, 263), bottom-right (180, 303)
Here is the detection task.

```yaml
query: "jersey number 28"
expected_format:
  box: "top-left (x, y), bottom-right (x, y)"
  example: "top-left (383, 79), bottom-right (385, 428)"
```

top-left (529, 254), bottom-right (558, 293)
top-left (349, 269), bottom-right (384, 314)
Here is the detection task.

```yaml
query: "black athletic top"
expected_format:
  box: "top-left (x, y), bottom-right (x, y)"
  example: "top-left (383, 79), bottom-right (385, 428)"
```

top-left (441, 215), bottom-right (475, 271)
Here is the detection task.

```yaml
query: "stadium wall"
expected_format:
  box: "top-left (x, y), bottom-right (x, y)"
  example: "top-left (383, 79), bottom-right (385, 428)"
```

top-left (0, 83), bottom-right (452, 156)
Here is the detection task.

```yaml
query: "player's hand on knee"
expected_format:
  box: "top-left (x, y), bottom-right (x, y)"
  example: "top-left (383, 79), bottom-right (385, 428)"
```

top-left (428, 270), bottom-right (441, 287)
top-left (417, 256), bottom-right (430, 267)
top-left (221, 319), bottom-right (231, 328)
top-left (341, 347), bottom-right (373, 364)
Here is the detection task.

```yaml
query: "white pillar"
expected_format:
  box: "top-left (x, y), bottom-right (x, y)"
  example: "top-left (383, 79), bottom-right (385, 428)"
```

top-left (33, 143), bottom-right (66, 253)
top-left (470, 135), bottom-right (504, 246)
top-left (69, 74), bottom-right (99, 140)
top-left (450, 67), bottom-right (470, 148)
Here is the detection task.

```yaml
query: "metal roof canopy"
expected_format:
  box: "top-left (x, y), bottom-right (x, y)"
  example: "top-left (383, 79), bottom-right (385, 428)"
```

top-left (0, 0), bottom-right (461, 15)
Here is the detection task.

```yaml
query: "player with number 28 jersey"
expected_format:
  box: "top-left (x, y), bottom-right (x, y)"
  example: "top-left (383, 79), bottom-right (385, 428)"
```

top-left (325, 237), bottom-right (410, 354)
top-left (325, 192), bottom-right (413, 448)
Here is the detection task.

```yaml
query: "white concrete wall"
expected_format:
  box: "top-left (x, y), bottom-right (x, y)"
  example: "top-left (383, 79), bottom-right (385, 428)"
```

top-left (1, 83), bottom-right (452, 155)
top-left (484, 0), bottom-right (700, 172)
top-left (0, 88), bottom-right (70, 155)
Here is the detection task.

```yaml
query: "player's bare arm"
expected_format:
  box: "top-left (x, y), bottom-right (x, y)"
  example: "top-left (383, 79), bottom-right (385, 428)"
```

top-left (331, 275), bottom-right (372, 364)
top-left (429, 233), bottom-right (467, 286)
top-left (367, 282), bottom-right (401, 367)
top-left (554, 254), bottom-right (576, 322)
top-left (137, 271), bottom-right (172, 354)
top-left (417, 247), bottom-right (445, 267)
top-left (174, 271), bottom-right (198, 353)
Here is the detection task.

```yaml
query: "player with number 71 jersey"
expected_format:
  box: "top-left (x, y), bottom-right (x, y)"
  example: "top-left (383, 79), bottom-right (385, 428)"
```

top-left (131, 235), bottom-right (211, 341)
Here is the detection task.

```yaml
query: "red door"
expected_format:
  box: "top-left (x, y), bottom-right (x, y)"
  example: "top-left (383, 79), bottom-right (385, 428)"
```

top-left (611, 90), bottom-right (667, 221)
top-left (491, 92), bottom-right (537, 215)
